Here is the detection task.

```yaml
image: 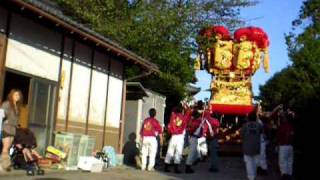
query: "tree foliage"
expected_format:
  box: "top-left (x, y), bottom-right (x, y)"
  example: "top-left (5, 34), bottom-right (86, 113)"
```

top-left (54, 0), bottom-right (255, 103)
top-left (259, 2), bottom-right (319, 174)
top-left (259, 0), bottom-right (320, 113)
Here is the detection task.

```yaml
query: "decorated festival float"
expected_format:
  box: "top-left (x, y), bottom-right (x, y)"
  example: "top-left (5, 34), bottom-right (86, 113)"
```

top-left (195, 26), bottom-right (270, 152)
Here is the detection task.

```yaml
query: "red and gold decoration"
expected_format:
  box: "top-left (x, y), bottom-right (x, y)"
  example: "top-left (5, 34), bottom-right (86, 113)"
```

top-left (195, 26), bottom-right (270, 115)
top-left (218, 126), bottom-right (241, 144)
top-left (175, 117), bottom-right (183, 127)
top-left (144, 122), bottom-right (153, 131)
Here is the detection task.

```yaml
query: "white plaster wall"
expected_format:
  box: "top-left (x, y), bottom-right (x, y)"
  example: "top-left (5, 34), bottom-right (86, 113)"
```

top-left (6, 13), bottom-right (61, 81)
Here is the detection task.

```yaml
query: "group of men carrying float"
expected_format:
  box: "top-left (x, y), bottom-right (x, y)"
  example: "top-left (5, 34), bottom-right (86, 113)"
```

top-left (140, 101), bottom-right (220, 174)
top-left (139, 25), bottom-right (294, 179)
top-left (139, 25), bottom-right (271, 174)
top-left (166, 101), bottom-right (220, 173)
top-left (139, 101), bottom-right (294, 179)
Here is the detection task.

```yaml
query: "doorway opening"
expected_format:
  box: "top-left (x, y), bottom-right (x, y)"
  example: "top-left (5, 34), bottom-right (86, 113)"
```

top-left (2, 71), bottom-right (31, 128)
top-left (2, 70), bottom-right (57, 153)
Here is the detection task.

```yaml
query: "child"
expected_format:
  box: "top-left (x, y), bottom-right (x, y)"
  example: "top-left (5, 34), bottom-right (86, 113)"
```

top-left (12, 127), bottom-right (44, 175)
top-left (13, 127), bottom-right (42, 162)
top-left (140, 108), bottom-right (163, 171)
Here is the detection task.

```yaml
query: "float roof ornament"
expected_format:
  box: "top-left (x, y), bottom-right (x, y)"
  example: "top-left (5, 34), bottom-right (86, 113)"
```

top-left (195, 25), bottom-right (270, 115)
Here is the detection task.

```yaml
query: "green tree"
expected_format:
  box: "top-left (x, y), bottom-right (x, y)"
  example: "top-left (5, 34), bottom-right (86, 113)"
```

top-left (259, 1), bottom-right (319, 177)
top-left (286, 0), bottom-right (320, 102)
top-left (259, 0), bottom-right (320, 111)
top-left (55, 0), bottom-right (255, 104)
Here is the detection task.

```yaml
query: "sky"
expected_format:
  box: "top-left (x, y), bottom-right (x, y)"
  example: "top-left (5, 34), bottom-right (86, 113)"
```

top-left (194, 0), bottom-right (304, 101)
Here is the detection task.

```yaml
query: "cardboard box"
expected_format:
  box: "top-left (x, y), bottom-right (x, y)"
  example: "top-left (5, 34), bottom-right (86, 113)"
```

top-left (38, 158), bottom-right (52, 169)
top-left (46, 146), bottom-right (67, 159)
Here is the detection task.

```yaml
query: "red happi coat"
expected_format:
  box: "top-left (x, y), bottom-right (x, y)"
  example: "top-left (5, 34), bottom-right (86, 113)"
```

top-left (168, 109), bottom-right (192, 135)
top-left (203, 116), bottom-right (220, 139)
top-left (140, 117), bottom-right (163, 137)
top-left (187, 117), bottom-right (203, 137)
top-left (187, 110), bottom-right (219, 138)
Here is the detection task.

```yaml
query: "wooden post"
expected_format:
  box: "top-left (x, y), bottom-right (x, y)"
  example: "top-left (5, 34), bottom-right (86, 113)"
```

top-left (102, 59), bottom-right (111, 148)
top-left (65, 39), bottom-right (76, 132)
top-left (0, 33), bottom-right (7, 103)
top-left (0, 11), bottom-right (10, 103)
top-left (85, 49), bottom-right (95, 135)
top-left (51, 34), bottom-right (65, 139)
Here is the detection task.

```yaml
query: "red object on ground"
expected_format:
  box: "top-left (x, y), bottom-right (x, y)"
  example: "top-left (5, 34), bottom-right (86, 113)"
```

top-left (210, 104), bottom-right (255, 115)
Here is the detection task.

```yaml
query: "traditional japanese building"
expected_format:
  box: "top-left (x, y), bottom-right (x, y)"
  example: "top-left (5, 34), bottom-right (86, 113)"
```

top-left (0, 0), bottom-right (159, 153)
